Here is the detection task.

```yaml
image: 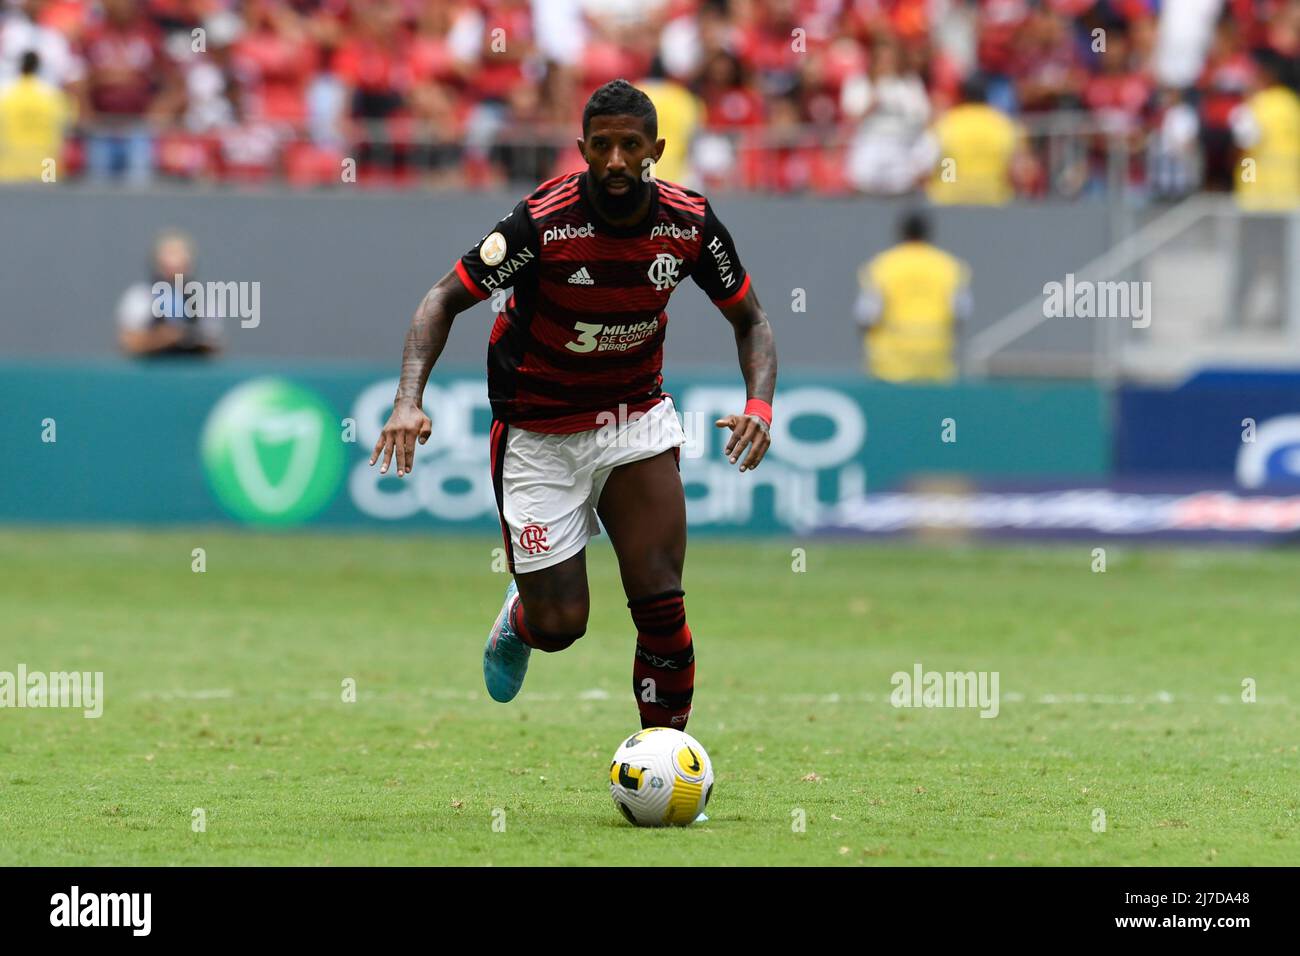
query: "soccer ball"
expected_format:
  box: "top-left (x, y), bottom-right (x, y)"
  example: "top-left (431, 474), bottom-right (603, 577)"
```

top-left (608, 727), bottom-right (714, 827)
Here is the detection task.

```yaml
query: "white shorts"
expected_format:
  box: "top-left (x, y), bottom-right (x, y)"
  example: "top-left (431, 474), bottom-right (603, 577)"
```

top-left (489, 397), bottom-right (686, 573)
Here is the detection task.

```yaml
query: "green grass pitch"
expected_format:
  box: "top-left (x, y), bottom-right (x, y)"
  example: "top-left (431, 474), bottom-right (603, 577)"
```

top-left (0, 528), bottom-right (1296, 866)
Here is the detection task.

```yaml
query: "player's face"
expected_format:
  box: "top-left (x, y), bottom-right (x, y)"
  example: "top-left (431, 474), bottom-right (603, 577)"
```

top-left (579, 115), bottom-right (665, 218)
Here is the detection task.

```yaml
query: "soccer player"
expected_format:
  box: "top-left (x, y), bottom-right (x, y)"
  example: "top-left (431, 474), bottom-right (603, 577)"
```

top-left (369, 79), bottom-right (777, 730)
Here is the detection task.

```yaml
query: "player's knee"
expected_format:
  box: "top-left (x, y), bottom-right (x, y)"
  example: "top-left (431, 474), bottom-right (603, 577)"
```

top-left (630, 553), bottom-right (682, 598)
top-left (525, 601), bottom-right (588, 651)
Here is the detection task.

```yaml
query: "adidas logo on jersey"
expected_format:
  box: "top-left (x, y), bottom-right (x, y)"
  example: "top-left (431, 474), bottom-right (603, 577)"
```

top-left (568, 267), bottom-right (595, 285)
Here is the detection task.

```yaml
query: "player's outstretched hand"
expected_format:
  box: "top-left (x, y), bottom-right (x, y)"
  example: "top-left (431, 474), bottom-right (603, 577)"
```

top-left (714, 413), bottom-right (770, 473)
top-left (370, 399), bottom-right (432, 478)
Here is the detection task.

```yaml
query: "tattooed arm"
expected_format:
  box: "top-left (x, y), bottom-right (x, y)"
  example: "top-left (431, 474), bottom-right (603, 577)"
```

top-left (690, 199), bottom-right (777, 472)
top-left (369, 272), bottom-right (481, 478)
top-left (715, 284), bottom-right (778, 472)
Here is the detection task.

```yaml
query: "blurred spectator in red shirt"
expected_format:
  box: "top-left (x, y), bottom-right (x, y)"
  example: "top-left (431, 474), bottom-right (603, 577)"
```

top-left (409, 0), bottom-right (464, 94)
top-left (449, 0), bottom-right (534, 105)
top-left (489, 67), bottom-right (557, 185)
top-left (334, 0), bottom-right (411, 120)
top-left (1196, 16), bottom-right (1256, 189)
top-left (1011, 7), bottom-right (1087, 112)
top-left (81, 0), bottom-right (168, 183)
top-left (1083, 24), bottom-right (1152, 132)
top-left (736, 0), bottom-right (819, 98)
top-left (758, 90), bottom-right (818, 192)
top-left (976, 0), bottom-right (1030, 78)
top-left (150, 10), bottom-right (240, 180)
top-left (1226, 0), bottom-right (1284, 51)
top-left (449, 0), bottom-right (540, 181)
top-left (695, 48), bottom-right (765, 189)
top-left (797, 39), bottom-right (856, 128)
top-left (700, 47), bottom-right (765, 129)
top-left (333, 0), bottom-right (414, 173)
top-left (1083, 23), bottom-right (1154, 191)
top-left (406, 0), bottom-right (466, 186)
top-left (233, 0), bottom-right (314, 124)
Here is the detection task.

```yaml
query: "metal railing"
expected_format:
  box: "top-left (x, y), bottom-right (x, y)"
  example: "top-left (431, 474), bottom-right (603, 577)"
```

top-left (59, 110), bottom-right (1198, 200)
top-left (965, 196), bottom-right (1300, 381)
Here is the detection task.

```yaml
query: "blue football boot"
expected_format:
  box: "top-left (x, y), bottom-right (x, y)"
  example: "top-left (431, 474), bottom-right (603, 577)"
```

top-left (483, 579), bottom-right (531, 702)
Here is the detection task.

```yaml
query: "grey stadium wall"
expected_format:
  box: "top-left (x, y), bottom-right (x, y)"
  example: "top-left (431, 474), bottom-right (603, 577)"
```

top-left (0, 185), bottom-right (1114, 369)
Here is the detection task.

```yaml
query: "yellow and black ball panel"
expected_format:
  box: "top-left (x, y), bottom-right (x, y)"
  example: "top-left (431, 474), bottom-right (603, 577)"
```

top-left (666, 779), bottom-right (704, 824)
top-left (674, 744), bottom-right (707, 783)
top-left (610, 761), bottom-right (645, 791)
top-left (622, 728), bottom-right (667, 749)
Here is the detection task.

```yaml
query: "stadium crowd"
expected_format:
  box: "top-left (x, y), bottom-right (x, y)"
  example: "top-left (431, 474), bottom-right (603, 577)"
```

top-left (0, 0), bottom-right (1296, 201)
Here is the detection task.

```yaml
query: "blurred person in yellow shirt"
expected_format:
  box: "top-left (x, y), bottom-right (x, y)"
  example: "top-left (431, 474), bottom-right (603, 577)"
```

top-left (854, 211), bottom-right (971, 383)
top-left (0, 50), bottom-right (72, 181)
top-left (922, 76), bottom-right (1023, 206)
top-left (639, 59), bottom-right (703, 186)
top-left (1231, 50), bottom-right (1300, 211)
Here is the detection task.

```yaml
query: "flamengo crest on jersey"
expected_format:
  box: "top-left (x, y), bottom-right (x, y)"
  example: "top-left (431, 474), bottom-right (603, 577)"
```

top-left (647, 253), bottom-right (683, 291)
top-left (455, 171), bottom-right (751, 434)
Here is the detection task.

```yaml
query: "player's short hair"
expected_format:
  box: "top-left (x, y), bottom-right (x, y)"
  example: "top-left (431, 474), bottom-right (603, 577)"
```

top-left (583, 79), bottom-right (658, 141)
top-left (900, 210), bottom-right (930, 242)
top-left (20, 50), bottom-right (40, 76)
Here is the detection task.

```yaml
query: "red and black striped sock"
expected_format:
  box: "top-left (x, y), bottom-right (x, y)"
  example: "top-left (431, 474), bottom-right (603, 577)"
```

top-left (509, 597), bottom-right (581, 653)
top-left (629, 589), bottom-right (695, 729)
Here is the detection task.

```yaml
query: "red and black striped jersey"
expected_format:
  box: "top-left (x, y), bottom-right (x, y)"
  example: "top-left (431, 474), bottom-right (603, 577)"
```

top-left (453, 170), bottom-right (752, 433)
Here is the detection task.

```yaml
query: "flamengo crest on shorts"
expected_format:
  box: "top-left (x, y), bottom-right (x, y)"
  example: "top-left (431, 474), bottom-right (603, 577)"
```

top-left (519, 523), bottom-right (550, 554)
top-left (490, 398), bottom-right (687, 573)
